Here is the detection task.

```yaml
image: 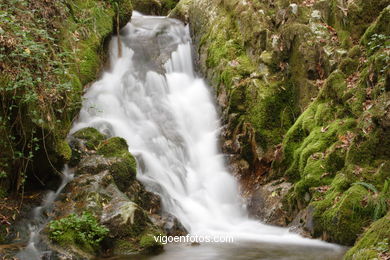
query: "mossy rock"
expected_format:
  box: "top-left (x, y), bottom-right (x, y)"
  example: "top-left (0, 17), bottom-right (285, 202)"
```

top-left (48, 211), bottom-right (109, 256)
top-left (344, 212), bottom-right (390, 259)
top-left (102, 202), bottom-right (150, 238)
top-left (360, 5), bottom-right (390, 45)
top-left (97, 137), bottom-right (129, 157)
top-left (140, 232), bottom-right (164, 254)
top-left (319, 71), bottom-right (347, 103)
top-left (110, 155), bottom-right (137, 191)
top-left (73, 127), bottom-right (106, 150)
top-left (112, 239), bottom-right (139, 255)
top-left (55, 139), bottom-right (72, 162)
top-left (339, 58), bottom-right (359, 76)
top-left (168, 0), bottom-right (192, 22)
top-left (312, 185), bottom-right (376, 245)
top-left (96, 137), bottom-right (137, 190)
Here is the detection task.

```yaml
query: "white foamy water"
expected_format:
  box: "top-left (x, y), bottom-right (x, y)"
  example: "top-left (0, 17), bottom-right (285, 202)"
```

top-left (17, 167), bottom-right (74, 259)
top-left (71, 13), bottom-right (340, 251)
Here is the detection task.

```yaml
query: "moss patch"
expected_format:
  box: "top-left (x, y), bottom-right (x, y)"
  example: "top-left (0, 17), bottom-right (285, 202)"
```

top-left (344, 212), bottom-right (390, 259)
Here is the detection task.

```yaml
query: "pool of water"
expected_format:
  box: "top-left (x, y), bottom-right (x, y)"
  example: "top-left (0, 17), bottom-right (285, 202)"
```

top-left (104, 241), bottom-right (347, 260)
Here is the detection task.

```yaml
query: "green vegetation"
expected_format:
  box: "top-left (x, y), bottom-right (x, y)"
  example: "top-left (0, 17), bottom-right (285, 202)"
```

top-left (0, 0), bottom-right (133, 195)
top-left (49, 211), bottom-right (109, 253)
top-left (140, 232), bottom-right (164, 253)
top-left (344, 212), bottom-right (390, 259)
top-left (185, 0), bottom-right (390, 255)
top-left (97, 137), bottom-right (137, 191)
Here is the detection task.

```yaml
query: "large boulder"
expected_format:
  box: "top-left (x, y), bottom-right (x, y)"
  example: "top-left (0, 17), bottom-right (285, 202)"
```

top-left (46, 127), bottom-right (172, 258)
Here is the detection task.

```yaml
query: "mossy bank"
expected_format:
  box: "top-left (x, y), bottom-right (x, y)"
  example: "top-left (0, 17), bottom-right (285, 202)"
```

top-left (0, 0), bottom-right (133, 197)
top-left (0, 0), bottom-right (179, 252)
top-left (172, 0), bottom-right (390, 258)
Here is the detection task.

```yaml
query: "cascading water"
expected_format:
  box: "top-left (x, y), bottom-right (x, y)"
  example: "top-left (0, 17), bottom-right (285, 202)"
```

top-left (17, 167), bottom-right (74, 259)
top-left (68, 13), bottom-right (343, 258)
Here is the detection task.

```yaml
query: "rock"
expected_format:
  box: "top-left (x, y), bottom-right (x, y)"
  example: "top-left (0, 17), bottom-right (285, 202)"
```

top-left (247, 179), bottom-right (292, 226)
top-left (139, 233), bottom-right (164, 254)
top-left (288, 206), bottom-right (315, 238)
top-left (101, 200), bottom-right (149, 238)
top-left (46, 128), bottom-right (166, 258)
top-left (150, 213), bottom-right (188, 236)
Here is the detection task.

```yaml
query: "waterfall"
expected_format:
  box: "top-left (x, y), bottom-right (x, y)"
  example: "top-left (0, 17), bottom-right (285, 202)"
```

top-left (70, 13), bottom-right (338, 248)
top-left (17, 167), bottom-right (74, 259)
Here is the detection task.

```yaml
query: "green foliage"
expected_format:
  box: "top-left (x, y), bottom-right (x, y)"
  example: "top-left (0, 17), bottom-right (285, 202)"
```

top-left (0, 171), bottom-right (7, 179)
top-left (352, 182), bottom-right (378, 194)
top-left (0, 0), bottom-right (132, 193)
top-left (367, 34), bottom-right (390, 54)
top-left (139, 232), bottom-right (164, 253)
top-left (344, 212), bottom-right (390, 259)
top-left (49, 211), bottom-right (109, 252)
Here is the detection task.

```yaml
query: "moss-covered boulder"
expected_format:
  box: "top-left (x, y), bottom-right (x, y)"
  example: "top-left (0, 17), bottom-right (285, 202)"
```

top-left (344, 212), bottom-right (390, 259)
top-left (139, 232), bottom-right (164, 253)
top-left (48, 211), bottom-right (109, 256)
top-left (177, 0), bottom-right (390, 253)
top-left (47, 127), bottom-right (168, 258)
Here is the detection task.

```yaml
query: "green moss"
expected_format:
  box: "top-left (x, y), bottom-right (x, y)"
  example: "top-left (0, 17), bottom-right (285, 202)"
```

top-left (346, 130), bottom-right (382, 166)
top-left (360, 5), bottom-right (390, 45)
top-left (97, 137), bottom-right (137, 191)
top-left (0, 0), bottom-right (133, 193)
top-left (112, 239), bottom-right (138, 255)
top-left (98, 137), bottom-right (129, 157)
top-left (319, 71), bottom-right (347, 103)
top-left (132, 0), bottom-right (178, 15)
top-left (339, 58), bottom-right (359, 76)
top-left (312, 185), bottom-right (375, 245)
top-left (55, 140), bottom-right (72, 162)
top-left (73, 127), bottom-right (106, 150)
top-left (344, 213), bottom-right (390, 259)
top-left (348, 46), bottom-right (362, 58)
top-left (140, 233), bottom-right (164, 253)
top-left (109, 155), bottom-right (137, 191)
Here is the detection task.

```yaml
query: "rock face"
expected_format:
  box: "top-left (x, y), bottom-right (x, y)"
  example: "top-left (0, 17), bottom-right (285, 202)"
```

top-left (172, 0), bottom-right (390, 258)
top-left (247, 179), bottom-right (292, 227)
top-left (46, 128), bottom-right (186, 258)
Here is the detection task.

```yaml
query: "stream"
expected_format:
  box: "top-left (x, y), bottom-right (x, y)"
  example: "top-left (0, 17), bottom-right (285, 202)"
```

top-left (22, 13), bottom-right (346, 259)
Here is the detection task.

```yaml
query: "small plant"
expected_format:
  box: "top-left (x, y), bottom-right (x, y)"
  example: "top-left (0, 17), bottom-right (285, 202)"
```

top-left (352, 182), bottom-right (378, 193)
top-left (49, 211), bottom-right (109, 251)
top-left (367, 34), bottom-right (390, 54)
top-left (352, 181), bottom-right (389, 220)
top-left (0, 171), bottom-right (7, 179)
top-left (374, 238), bottom-right (389, 254)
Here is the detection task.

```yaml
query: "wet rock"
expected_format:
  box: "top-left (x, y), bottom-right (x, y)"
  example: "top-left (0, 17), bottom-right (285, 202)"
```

top-left (150, 213), bottom-right (188, 236)
top-left (46, 128), bottom-right (166, 258)
top-left (247, 179), bottom-right (292, 226)
top-left (101, 200), bottom-right (149, 238)
top-left (288, 206), bottom-right (315, 238)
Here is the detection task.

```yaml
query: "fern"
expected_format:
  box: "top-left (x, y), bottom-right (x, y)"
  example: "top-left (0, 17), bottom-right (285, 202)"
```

top-left (352, 182), bottom-right (378, 194)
